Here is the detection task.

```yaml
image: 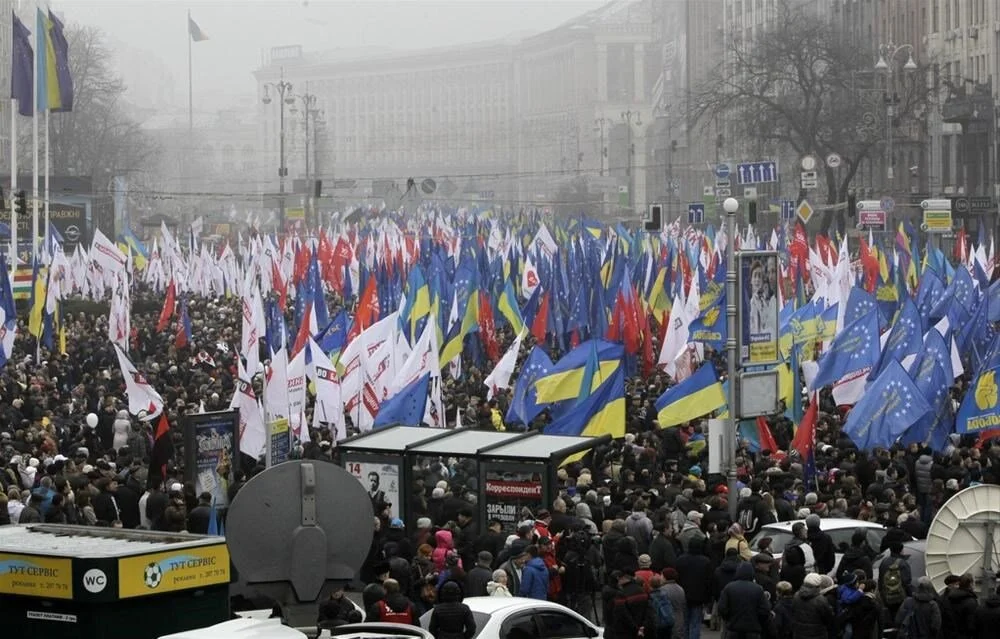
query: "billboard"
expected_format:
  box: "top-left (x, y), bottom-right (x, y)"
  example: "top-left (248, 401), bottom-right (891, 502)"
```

top-left (738, 251), bottom-right (779, 366)
top-left (184, 410), bottom-right (238, 507)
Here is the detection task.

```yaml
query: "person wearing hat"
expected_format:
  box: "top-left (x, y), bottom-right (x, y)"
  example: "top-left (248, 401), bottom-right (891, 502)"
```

top-left (382, 517), bottom-right (414, 563)
top-left (464, 551), bottom-right (494, 597)
top-left (17, 492), bottom-right (43, 524)
top-left (751, 553), bottom-right (777, 602)
top-left (805, 513), bottom-right (835, 576)
top-left (894, 576), bottom-right (943, 639)
top-left (791, 573), bottom-right (835, 638)
top-left (717, 561), bottom-right (770, 639)
top-left (675, 537), bottom-right (712, 639)
top-left (657, 567), bottom-right (686, 639)
top-left (677, 510), bottom-right (706, 553)
top-left (635, 553), bottom-right (656, 592)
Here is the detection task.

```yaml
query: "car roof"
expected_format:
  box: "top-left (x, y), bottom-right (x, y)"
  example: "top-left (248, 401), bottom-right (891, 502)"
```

top-left (757, 519), bottom-right (885, 533)
top-left (461, 596), bottom-right (577, 615)
top-left (323, 622), bottom-right (433, 639)
top-left (159, 618), bottom-right (305, 639)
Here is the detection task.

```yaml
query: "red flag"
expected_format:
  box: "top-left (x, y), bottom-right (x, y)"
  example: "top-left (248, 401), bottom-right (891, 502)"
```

top-left (478, 291), bottom-right (500, 362)
top-left (291, 302), bottom-right (312, 357)
top-left (531, 291), bottom-right (550, 343)
top-left (156, 279), bottom-right (176, 332)
top-left (147, 414), bottom-right (174, 488)
top-left (756, 416), bottom-right (779, 453)
top-left (271, 260), bottom-right (288, 312)
top-left (792, 394), bottom-right (818, 459)
top-left (346, 277), bottom-right (379, 345)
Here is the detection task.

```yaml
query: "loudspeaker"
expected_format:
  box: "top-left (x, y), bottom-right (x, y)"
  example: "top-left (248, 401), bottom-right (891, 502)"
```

top-left (314, 180), bottom-right (322, 199)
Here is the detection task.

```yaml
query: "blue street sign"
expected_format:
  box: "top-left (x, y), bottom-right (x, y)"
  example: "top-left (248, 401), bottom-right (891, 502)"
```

top-left (880, 196), bottom-right (895, 213)
top-left (736, 160), bottom-right (778, 185)
top-left (714, 163), bottom-right (731, 179)
top-left (688, 203), bottom-right (705, 224)
top-left (780, 200), bottom-right (796, 220)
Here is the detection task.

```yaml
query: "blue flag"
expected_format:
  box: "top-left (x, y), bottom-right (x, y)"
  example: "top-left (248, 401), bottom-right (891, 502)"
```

top-left (811, 310), bottom-right (880, 390)
top-left (374, 373), bottom-right (430, 428)
top-left (843, 359), bottom-right (931, 449)
top-left (903, 331), bottom-right (954, 451)
top-left (870, 298), bottom-right (921, 379)
top-left (844, 286), bottom-right (885, 332)
top-left (506, 346), bottom-right (553, 425)
top-left (544, 367), bottom-right (625, 438)
top-left (315, 310), bottom-right (349, 354)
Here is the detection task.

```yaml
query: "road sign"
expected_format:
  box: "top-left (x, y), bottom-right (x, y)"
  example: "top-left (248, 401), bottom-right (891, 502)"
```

top-left (826, 153), bottom-right (842, 168)
top-left (921, 199), bottom-right (952, 233)
top-left (714, 163), bottom-right (731, 179)
top-left (950, 196), bottom-right (994, 215)
top-left (688, 203), bottom-right (705, 224)
top-left (801, 155), bottom-right (817, 171)
top-left (801, 179), bottom-right (819, 190)
top-left (800, 171), bottom-right (817, 180)
top-left (796, 199), bottom-right (815, 224)
top-left (716, 188), bottom-right (732, 197)
top-left (858, 210), bottom-right (887, 228)
top-left (880, 196), bottom-right (895, 213)
top-left (780, 200), bottom-right (796, 220)
top-left (736, 160), bottom-right (778, 185)
top-left (716, 177), bottom-right (731, 188)
top-left (703, 186), bottom-right (715, 196)
top-left (743, 186), bottom-right (758, 198)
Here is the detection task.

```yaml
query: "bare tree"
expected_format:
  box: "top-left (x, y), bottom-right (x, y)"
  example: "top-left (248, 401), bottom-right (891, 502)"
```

top-left (690, 1), bottom-right (933, 229)
top-left (19, 24), bottom-right (159, 182)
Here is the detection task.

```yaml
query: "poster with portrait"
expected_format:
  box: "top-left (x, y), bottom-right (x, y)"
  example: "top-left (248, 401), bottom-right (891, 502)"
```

top-left (482, 467), bottom-right (545, 535)
top-left (184, 410), bottom-right (238, 507)
top-left (346, 460), bottom-right (400, 520)
top-left (739, 251), bottom-right (779, 366)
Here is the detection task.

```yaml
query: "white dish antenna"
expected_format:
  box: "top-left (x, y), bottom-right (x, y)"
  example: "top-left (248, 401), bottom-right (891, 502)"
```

top-left (925, 484), bottom-right (1000, 595)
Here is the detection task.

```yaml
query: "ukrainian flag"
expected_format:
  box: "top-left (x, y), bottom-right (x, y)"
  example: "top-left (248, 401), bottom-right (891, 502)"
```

top-left (400, 265), bottom-right (431, 340)
top-left (28, 263), bottom-right (47, 339)
top-left (439, 287), bottom-right (479, 365)
top-left (119, 228), bottom-right (148, 270)
top-left (545, 366), bottom-right (625, 439)
top-left (497, 280), bottom-right (524, 335)
top-left (655, 363), bottom-right (726, 427)
top-left (534, 339), bottom-right (623, 404)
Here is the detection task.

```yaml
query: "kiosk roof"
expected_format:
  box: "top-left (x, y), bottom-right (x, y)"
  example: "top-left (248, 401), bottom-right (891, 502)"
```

top-left (338, 425), bottom-right (443, 453)
top-left (407, 429), bottom-right (520, 456)
top-left (481, 434), bottom-right (604, 461)
top-left (0, 524), bottom-right (226, 558)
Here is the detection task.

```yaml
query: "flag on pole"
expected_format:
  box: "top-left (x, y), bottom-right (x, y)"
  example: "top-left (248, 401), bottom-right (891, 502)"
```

top-left (46, 10), bottom-right (73, 112)
top-left (11, 12), bottom-right (34, 116)
top-left (188, 15), bottom-right (209, 41)
top-left (113, 343), bottom-right (164, 421)
top-left (147, 413), bottom-right (174, 489)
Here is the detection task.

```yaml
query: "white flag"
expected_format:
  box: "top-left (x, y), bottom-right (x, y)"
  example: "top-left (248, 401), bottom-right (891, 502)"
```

top-left (308, 338), bottom-right (346, 441)
top-left (91, 229), bottom-right (127, 275)
top-left (113, 344), bottom-right (163, 421)
top-left (235, 375), bottom-right (266, 460)
top-left (286, 348), bottom-right (307, 436)
top-left (484, 331), bottom-right (523, 400)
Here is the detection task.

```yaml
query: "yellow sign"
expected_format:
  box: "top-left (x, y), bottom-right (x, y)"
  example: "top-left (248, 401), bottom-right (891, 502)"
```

top-left (796, 199), bottom-right (815, 224)
top-left (286, 207), bottom-right (305, 220)
top-left (118, 544), bottom-right (230, 599)
top-left (923, 210), bottom-right (952, 232)
top-left (0, 553), bottom-right (73, 599)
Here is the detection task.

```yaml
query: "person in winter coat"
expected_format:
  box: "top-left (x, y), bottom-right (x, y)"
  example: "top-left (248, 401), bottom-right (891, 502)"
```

top-left (428, 581), bottom-right (476, 639)
top-left (518, 545), bottom-right (549, 600)
top-left (603, 570), bottom-right (654, 639)
top-left (752, 554), bottom-right (777, 602)
top-left (974, 584), bottom-right (1000, 639)
top-left (677, 510), bottom-right (706, 553)
top-left (713, 547), bottom-right (743, 603)
top-left (317, 585), bottom-right (359, 629)
top-left (635, 553), bottom-right (656, 592)
top-left (835, 530), bottom-right (875, 580)
top-left (370, 578), bottom-right (419, 625)
top-left (626, 500), bottom-right (654, 554)
top-left (724, 523), bottom-right (753, 562)
top-left (676, 537), bottom-right (712, 639)
top-left (772, 581), bottom-right (796, 639)
top-left (895, 577), bottom-right (942, 639)
top-left (914, 449), bottom-right (934, 523)
top-left (659, 568), bottom-right (687, 639)
top-left (791, 573), bottom-right (835, 639)
top-left (781, 544), bottom-right (808, 592)
top-left (805, 514), bottom-right (835, 576)
top-left (111, 410), bottom-right (131, 452)
top-left (717, 563), bottom-right (771, 639)
top-left (648, 519), bottom-right (677, 571)
top-left (432, 529), bottom-right (459, 573)
top-left (838, 574), bottom-right (881, 639)
top-left (465, 551), bottom-right (493, 597)
top-left (943, 573), bottom-right (978, 639)
top-left (487, 569), bottom-right (512, 597)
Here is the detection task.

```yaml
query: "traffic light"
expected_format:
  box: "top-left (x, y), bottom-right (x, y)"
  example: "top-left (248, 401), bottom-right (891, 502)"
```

top-left (14, 190), bottom-right (26, 217)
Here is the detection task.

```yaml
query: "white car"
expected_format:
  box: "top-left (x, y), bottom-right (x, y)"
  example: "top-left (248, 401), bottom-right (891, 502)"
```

top-left (748, 518), bottom-right (887, 576)
top-left (322, 622), bottom-right (434, 639)
top-left (161, 619), bottom-right (433, 639)
top-left (419, 597), bottom-right (603, 639)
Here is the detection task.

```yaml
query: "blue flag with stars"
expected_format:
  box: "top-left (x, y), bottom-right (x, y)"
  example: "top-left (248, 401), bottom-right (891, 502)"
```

top-left (506, 346), bottom-right (553, 425)
top-left (915, 270), bottom-right (947, 329)
top-left (374, 372), bottom-right (430, 428)
top-left (903, 329), bottom-right (954, 451)
top-left (811, 310), bottom-right (880, 390)
top-left (844, 286), bottom-right (886, 333)
top-left (843, 359), bottom-right (931, 449)
top-left (870, 298), bottom-right (922, 380)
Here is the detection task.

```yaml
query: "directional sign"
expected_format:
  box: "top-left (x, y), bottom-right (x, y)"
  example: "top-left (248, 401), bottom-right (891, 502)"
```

top-left (796, 199), bottom-right (815, 224)
top-left (780, 200), bottom-right (796, 220)
top-left (858, 210), bottom-right (887, 228)
top-left (716, 178), bottom-right (731, 188)
top-left (801, 179), bottom-right (819, 190)
top-left (688, 203), bottom-right (705, 224)
top-left (714, 163), bottom-right (731, 179)
top-left (716, 188), bottom-right (732, 197)
top-left (736, 161), bottom-right (778, 185)
top-left (921, 199), bottom-right (952, 233)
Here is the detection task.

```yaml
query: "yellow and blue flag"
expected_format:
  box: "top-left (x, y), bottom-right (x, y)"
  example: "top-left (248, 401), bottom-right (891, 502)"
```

top-left (534, 339), bottom-right (622, 404)
top-left (655, 363), bottom-right (726, 428)
top-left (36, 8), bottom-right (73, 113)
top-left (506, 346), bottom-right (553, 425)
top-left (544, 366), bottom-right (625, 439)
top-left (497, 279), bottom-right (524, 335)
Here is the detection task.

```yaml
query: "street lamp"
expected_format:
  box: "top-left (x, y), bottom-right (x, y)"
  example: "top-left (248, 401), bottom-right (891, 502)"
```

top-left (621, 110), bottom-right (642, 210)
top-left (290, 88), bottom-right (321, 227)
top-left (262, 71), bottom-right (295, 231)
top-left (593, 117), bottom-right (609, 177)
top-left (875, 43), bottom-right (917, 186)
top-left (722, 196), bottom-right (740, 520)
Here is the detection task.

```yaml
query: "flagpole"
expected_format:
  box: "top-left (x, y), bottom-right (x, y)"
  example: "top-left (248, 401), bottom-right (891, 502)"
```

top-left (187, 9), bottom-right (192, 133)
top-left (44, 108), bottom-right (49, 260)
top-left (31, 4), bottom-right (39, 266)
top-left (10, 98), bottom-right (17, 268)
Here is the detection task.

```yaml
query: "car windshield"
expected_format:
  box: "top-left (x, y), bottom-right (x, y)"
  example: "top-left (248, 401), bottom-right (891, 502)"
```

top-left (750, 526), bottom-right (886, 554)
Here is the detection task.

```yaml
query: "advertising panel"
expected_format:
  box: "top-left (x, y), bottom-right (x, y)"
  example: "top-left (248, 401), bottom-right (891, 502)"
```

top-left (117, 544), bottom-right (230, 599)
top-left (739, 251), bottom-right (779, 366)
top-left (346, 460), bottom-right (400, 519)
top-left (0, 553), bottom-right (73, 599)
top-left (185, 410), bottom-right (238, 507)
top-left (483, 468), bottom-right (545, 535)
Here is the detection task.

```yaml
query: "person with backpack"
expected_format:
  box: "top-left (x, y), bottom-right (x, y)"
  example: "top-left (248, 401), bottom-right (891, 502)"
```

top-left (717, 562), bottom-right (771, 639)
top-left (371, 578), bottom-right (419, 626)
top-left (877, 542), bottom-right (913, 623)
top-left (894, 577), bottom-right (941, 639)
top-left (648, 574), bottom-right (676, 639)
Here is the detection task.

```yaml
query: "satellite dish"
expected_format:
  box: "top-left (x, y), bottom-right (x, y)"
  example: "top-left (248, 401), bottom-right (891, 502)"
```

top-left (925, 484), bottom-right (1000, 595)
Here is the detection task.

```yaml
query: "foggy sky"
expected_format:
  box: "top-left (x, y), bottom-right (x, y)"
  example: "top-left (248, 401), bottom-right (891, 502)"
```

top-left (67, 0), bottom-right (606, 112)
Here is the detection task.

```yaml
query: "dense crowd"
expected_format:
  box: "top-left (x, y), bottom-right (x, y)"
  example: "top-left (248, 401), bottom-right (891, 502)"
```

top-left (1, 282), bottom-right (999, 639)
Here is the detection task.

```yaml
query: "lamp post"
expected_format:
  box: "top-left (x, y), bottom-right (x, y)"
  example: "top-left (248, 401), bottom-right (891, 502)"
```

top-left (875, 43), bottom-right (917, 188)
top-left (291, 88), bottom-right (320, 227)
top-left (622, 110), bottom-right (642, 211)
top-left (593, 117), bottom-right (609, 176)
top-left (262, 71), bottom-right (295, 231)
top-left (723, 196), bottom-right (740, 520)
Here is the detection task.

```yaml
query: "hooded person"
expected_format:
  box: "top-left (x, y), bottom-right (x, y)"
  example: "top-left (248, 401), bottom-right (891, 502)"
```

top-left (791, 572), bottom-right (835, 639)
top-left (895, 576), bottom-right (942, 639)
top-left (717, 563), bottom-right (770, 639)
top-left (371, 578), bottom-right (419, 626)
top-left (835, 529), bottom-right (875, 580)
top-left (432, 529), bottom-right (458, 573)
top-left (428, 580), bottom-right (476, 639)
top-left (517, 544), bottom-right (549, 600)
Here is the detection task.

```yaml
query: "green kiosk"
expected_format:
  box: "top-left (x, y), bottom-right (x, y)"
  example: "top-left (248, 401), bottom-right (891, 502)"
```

top-left (0, 524), bottom-right (231, 639)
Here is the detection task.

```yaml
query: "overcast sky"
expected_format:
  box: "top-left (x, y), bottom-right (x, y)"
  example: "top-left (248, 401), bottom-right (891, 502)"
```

top-left (63, 0), bottom-right (606, 111)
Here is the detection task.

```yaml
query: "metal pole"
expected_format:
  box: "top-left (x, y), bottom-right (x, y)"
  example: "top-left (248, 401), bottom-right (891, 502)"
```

top-left (279, 86), bottom-right (286, 232)
top-left (724, 196), bottom-right (739, 521)
top-left (10, 99), bottom-right (17, 266)
top-left (188, 9), bottom-right (193, 133)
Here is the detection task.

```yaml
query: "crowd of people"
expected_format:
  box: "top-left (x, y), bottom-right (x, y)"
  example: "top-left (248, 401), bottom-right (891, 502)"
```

top-left (0, 275), bottom-right (998, 639)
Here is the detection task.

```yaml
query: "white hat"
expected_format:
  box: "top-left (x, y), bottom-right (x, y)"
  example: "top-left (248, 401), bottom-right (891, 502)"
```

top-left (28, 457), bottom-right (39, 468)
top-left (170, 482), bottom-right (183, 493)
top-left (81, 464), bottom-right (94, 473)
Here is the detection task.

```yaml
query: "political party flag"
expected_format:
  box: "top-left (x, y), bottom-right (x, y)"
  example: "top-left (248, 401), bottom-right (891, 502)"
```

top-left (842, 359), bottom-right (931, 449)
top-left (506, 346), bottom-right (553, 425)
top-left (114, 343), bottom-right (164, 421)
top-left (810, 310), bottom-right (880, 390)
top-left (188, 13), bottom-right (209, 41)
top-left (147, 413), bottom-right (174, 489)
top-left (655, 362), bottom-right (726, 428)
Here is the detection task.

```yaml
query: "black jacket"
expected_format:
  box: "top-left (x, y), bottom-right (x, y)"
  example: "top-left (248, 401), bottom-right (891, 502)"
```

top-left (648, 532), bottom-right (677, 572)
top-left (675, 550), bottom-right (713, 607)
top-left (772, 597), bottom-right (795, 639)
top-left (428, 602), bottom-right (476, 639)
top-left (835, 545), bottom-right (874, 581)
top-left (974, 594), bottom-right (1000, 639)
top-left (791, 582), bottom-right (834, 639)
top-left (186, 504), bottom-right (212, 535)
top-left (945, 588), bottom-right (978, 639)
top-left (807, 527), bottom-right (836, 576)
top-left (317, 595), bottom-right (356, 628)
top-left (464, 565), bottom-right (492, 597)
top-left (780, 545), bottom-right (807, 592)
top-left (896, 590), bottom-right (941, 639)
top-left (838, 592), bottom-right (880, 639)
top-left (717, 563), bottom-right (770, 634)
top-left (712, 555), bottom-right (742, 599)
top-left (604, 578), bottom-right (652, 639)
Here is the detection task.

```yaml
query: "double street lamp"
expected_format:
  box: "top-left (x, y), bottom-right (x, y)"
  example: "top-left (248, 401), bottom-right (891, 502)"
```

top-left (875, 43), bottom-right (917, 185)
top-left (262, 72), bottom-right (295, 231)
top-left (291, 89), bottom-right (322, 227)
top-left (621, 110), bottom-right (642, 210)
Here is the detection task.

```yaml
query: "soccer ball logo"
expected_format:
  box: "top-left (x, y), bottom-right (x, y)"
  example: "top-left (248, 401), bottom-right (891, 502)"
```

top-left (143, 562), bottom-right (163, 589)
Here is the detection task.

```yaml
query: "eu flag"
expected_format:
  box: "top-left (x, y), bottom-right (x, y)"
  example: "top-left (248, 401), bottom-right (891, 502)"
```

top-left (374, 372), bottom-right (430, 428)
top-left (903, 331), bottom-right (954, 451)
top-left (843, 359), bottom-right (930, 449)
top-left (506, 346), bottom-right (553, 425)
top-left (811, 310), bottom-right (880, 390)
top-left (870, 298), bottom-right (921, 379)
top-left (844, 286), bottom-right (886, 332)
top-left (11, 13), bottom-right (33, 117)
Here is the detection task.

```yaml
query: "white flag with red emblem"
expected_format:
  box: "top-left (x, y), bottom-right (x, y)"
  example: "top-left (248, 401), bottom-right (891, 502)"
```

top-left (521, 253), bottom-right (540, 300)
top-left (113, 344), bottom-right (164, 421)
